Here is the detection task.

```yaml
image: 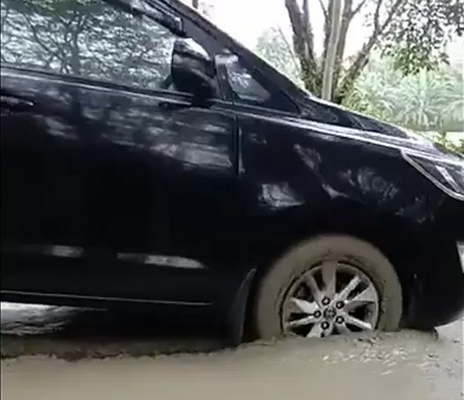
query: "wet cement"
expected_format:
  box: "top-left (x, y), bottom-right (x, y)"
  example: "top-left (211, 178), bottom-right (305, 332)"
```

top-left (1, 303), bottom-right (463, 400)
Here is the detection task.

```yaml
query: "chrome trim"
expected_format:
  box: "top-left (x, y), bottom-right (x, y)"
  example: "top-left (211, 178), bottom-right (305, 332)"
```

top-left (241, 112), bottom-right (418, 150)
top-left (117, 253), bottom-right (205, 269)
top-left (1, 244), bottom-right (206, 269)
top-left (1, 290), bottom-right (212, 306)
top-left (458, 243), bottom-right (464, 273)
top-left (1, 68), bottom-right (190, 105)
top-left (403, 148), bottom-right (464, 167)
top-left (437, 165), bottom-right (463, 193)
top-left (49, 245), bottom-right (84, 258)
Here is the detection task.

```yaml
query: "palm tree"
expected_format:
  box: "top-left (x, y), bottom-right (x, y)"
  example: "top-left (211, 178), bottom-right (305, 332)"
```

top-left (345, 57), bottom-right (463, 134)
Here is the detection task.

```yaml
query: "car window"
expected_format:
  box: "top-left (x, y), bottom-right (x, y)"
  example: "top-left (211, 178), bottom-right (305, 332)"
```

top-left (220, 54), bottom-right (271, 104)
top-left (0, 0), bottom-right (180, 92)
top-left (217, 51), bottom-right (297, 113)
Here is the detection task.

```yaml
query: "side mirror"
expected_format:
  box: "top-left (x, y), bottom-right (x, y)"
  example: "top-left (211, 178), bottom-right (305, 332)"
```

top-left (171, 38), bottom-right (217, 105)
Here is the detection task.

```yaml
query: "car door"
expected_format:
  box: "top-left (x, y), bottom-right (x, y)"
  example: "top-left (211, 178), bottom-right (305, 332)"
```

top-left (1, 0), bottom-right (239, 305)
top-left (216, 51), bottom-right (305, 255)
top-left (1, 0), bottom-right (93, 297)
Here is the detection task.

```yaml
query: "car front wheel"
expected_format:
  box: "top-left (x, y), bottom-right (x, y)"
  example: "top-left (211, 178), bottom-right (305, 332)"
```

top-left (254, 235), bottom-right (403, 339)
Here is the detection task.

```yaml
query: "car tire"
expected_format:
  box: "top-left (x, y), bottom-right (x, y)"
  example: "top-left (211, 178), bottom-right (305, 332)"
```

top-left (253, 234), bottom-right (403, 339)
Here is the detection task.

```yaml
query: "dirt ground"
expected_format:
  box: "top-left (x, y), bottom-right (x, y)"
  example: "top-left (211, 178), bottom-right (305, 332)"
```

top-left (1, 303), bottom-right (463, 400)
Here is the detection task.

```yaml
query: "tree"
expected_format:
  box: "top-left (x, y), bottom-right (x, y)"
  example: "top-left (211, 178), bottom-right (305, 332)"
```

top-left (255, 27), bottom-right (303, 86)
top-left (285, 0), bottom-right (464, 103)
top-left (344, 55), bottom-right (464, 153)
top-left (321, 0), bottom-right (343, 99)
top-left (186, 0), bottom-right (214, 18)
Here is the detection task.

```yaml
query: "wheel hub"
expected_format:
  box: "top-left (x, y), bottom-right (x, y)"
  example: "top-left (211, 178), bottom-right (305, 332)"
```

top-left (281, 261), bottom-right (380, 338)
top-left (323, 307), bottom-right (336, 320)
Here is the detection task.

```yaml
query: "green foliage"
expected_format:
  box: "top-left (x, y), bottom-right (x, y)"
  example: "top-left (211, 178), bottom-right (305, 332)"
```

top-left (283, 0), bottom-right (463, 104)
top-left (383, 0), bottom-right (464, 75)
top-left (421, 132), bottom-right (464, 154)
top-left (255, 27), bottom-right (303, 87)
top-left (344, 55), bottom-right (463, 153)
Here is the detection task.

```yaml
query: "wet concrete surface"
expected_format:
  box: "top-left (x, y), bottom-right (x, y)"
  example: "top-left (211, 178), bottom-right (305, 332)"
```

top-left (1, 302), bottom-right (463, 400)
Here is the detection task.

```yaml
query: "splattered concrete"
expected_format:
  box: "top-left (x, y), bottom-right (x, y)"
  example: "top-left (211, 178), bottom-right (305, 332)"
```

top-left (1, 303), bottom-right (463, 400)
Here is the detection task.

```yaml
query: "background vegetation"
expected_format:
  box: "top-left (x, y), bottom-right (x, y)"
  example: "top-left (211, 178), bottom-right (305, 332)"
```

top-left (255, 26), bottom-right (463, 153)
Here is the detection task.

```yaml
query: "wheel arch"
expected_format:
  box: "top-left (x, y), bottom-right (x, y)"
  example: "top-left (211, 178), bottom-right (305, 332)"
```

top-left (242, 199), bottom-right (428, 338)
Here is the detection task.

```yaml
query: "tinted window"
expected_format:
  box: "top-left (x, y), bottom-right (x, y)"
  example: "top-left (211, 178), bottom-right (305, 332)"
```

top-left (221, 54), bottom-right (270, 104)
top-left (216, 51), bottom-right (297, 113)
top-left (0, 0), bottom-right (179, 91)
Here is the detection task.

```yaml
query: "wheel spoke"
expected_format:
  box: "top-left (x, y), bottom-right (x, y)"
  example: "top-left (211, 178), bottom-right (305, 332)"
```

top-left (285, 315), bottom-right (318, 329)
top-left (303, 272), bottom-right (323, 304)
top-left (289, 298), bottom-right (320, 314)
top-left (336, 323), bottom-right (352, 335)
top-left (345, 283), bottom-right (378, 311)
top-left (322, 261), bottom-right (337, 298)
top-left (324, 323), bottom-right (335, 337)
top-left (307, 323), bottom-right (324, 338)
top-left (345, 314), bottom-right (373, 331)
top-left (337, 275), bottom-right (361, 301)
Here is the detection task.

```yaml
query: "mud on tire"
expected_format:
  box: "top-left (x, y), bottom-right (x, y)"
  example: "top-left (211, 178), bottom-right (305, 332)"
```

top-left (253, 234), bottom-right (403, 339)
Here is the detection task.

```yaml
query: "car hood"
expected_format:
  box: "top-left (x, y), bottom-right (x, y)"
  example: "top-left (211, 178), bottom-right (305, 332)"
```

top-left (296, 96), bottom-right (463, 163)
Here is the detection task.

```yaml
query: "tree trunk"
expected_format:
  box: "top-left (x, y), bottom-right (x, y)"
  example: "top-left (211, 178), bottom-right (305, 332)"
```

top-left (287, 0), bottom-right (406, 103)
top-left (336, 0), bottom-right (406, 103)
top-left (321, 0), bottom-right (334, 78)
top-left (285, 0), bottom-right (321, 94)
top-left (321, 0), bottom-right (343, 100)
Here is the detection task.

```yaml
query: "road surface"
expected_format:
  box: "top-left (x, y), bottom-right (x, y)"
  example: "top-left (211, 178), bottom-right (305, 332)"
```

top-left (1, 303), bottom-right (463, 400)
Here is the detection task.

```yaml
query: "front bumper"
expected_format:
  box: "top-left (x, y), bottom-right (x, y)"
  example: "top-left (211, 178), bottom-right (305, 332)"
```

top-left (408, 239), bottom-right (464, 329)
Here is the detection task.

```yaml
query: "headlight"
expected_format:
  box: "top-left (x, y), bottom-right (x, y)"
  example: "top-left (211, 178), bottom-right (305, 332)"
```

top-left (402, 149), bottom-right (464, 201)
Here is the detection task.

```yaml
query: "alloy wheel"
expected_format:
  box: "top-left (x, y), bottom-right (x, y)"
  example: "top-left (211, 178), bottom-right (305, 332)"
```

top-left (281, 261), bottom-right (380, 338)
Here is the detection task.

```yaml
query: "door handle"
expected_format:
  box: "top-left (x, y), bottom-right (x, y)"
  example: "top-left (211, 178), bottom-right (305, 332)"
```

top-left (1, 94), bottom-right (35, 113)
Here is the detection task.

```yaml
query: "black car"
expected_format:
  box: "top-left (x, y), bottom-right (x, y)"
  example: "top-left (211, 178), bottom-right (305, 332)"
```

top-left (1, 0), bottom-right (463, 343)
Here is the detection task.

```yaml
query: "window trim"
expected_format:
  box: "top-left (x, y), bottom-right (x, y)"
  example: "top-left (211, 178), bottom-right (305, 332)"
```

top-left (0, 64), bottom-right (198, 105)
